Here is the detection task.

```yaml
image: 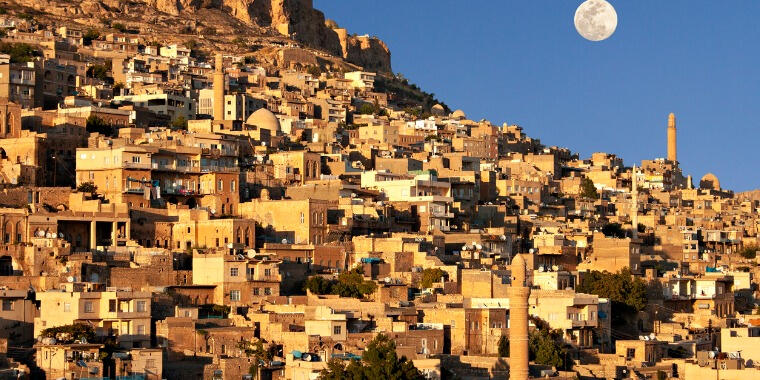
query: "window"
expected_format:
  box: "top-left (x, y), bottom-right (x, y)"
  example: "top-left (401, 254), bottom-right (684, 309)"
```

top-left (333, 326), bottom-right (342, 335)
top-left (217, 180), bottom-right (223, 191)
top-left (300, 212), bottom-right (304, 224)
top-left (230, 267), bottom-right (239, 277)
top-left (231, 180), bottom-right (236, 192)
top-left (264, 288), bottom-right (272, 295)
top-left (137, 325), bottom-right (145, 335)
top-left (136, 301), bottom-right (147, 312)
top-left (264, 269), bottom-right (271, 277)
top-left (230, 290), bottom-right (241, 301)
top-left (109, 299), bottom-right (117, 312)
top-left (626, 348), bottom-right (636, 359)
top-left (1, 299), bottom-right (13, 311)
top-left (84, 301), bottom-right (93, 313)
top-left (253, 288), bottom-right (260, 296)
top-left (131, 156), bottom-right (141, 163)
top-left (63, 302), bottom-right (71, 312)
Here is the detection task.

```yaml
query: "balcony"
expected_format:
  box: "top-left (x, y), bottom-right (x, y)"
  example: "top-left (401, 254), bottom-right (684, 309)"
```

top-left (431, 210), bottom-right (454, 218)
top-left (122, 162), bottom-right (151, 170)
top-left (123, 187), bottom-right (145, 194)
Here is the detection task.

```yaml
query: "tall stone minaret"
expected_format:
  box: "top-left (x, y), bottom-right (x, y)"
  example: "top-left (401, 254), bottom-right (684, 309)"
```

top-left (631, 165), bottom-right (639, 239)
top-left (667, 113), bottom-right (677, 162)
top-left (213, 53), bottom-right (225, 121)
top-left (509, 254), bottom-right (530, 380)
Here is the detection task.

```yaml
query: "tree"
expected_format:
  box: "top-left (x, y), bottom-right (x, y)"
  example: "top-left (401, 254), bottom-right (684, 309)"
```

top-left (420, 268), bottom-right (447, 288)
top-left (307, 65), bottom-right (322, 77)
top-left (171, 116), bottom-right (188, 130)
top-left (112, 22), bottom-right (127, 32)
top-left (305, 266), bottom-right (377, 299)
top-left (740, 245), bottom-right (759, 259)
top-left (319, 334), bottom-right (424, 380)
top-left (77, 182), bottom-right (98, 196)
top-left (0, 42), bottom-right (40, 63)
top-left (86, 115), bottom-right (114, 136)
top-left (580, 177), bottom-right (599, 200)
top-left (601, 223), bottom-right (626, 239)
top-left (577, 268), bottom-right (647, 313)
top-left (498, 335), bottom-right (509, 357)
top-left (529, 328), bottom-right (566, 369)
top-left (239, 339), bottom-right (272, 379)
top-left (87, 64), bottom-right (110, 81)
top-left (358, 103), bottom-right (376, 115)
top-left (83, 29), bottom-right (100, 45)
top-left (40, 324), bottom-right (95, 344)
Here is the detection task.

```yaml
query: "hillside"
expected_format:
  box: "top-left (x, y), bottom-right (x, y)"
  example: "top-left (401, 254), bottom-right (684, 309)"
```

top-left (4, 0), bottom-right (392, 73)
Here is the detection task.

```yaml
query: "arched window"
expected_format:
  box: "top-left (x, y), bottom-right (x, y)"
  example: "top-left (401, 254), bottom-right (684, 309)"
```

top-left (15, 221), bottom-right (23, 243)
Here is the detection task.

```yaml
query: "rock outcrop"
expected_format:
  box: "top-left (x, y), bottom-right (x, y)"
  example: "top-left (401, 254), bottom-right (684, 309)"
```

top-left (140, 0), bottom-right (390, 72)
top-left (17, 0), bottom-right (392, 72)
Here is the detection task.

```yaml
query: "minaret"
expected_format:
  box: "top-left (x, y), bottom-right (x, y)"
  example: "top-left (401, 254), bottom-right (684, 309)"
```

top-left (509, 254), bottom-right (530, 380)
top-left (667, 113), bottom-right (677, 162)
top-left (631, 165), bottom-right (638, 239)
top-left (213, 53), bottom-right (225, 121)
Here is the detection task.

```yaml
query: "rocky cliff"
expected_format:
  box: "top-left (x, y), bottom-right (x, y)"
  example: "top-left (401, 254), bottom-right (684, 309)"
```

top-left (42, 0), bottom-right (391, 72)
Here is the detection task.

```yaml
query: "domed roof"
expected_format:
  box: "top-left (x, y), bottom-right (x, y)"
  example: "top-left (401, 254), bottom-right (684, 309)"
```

top-left (431, 104), bottom-right (445, 116)
top-left (246, 108), bottom-right (280, 132)
top-left (699, 173), bottom-right (720, 190)
top-left (451, 109), bottom-right (466, 120)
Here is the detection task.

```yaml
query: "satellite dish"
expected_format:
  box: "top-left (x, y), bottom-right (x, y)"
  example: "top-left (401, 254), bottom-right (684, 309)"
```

top-left (36, 230), bottom-right (45, 237)
top-left (46, 232), bottom-right (54, 238)
top-left (552, 265), bottom-right (559, 271)
top-left (500, 235), bottom-right (507, 241)
top-left (67, 276), bottom-right (74, 283)
top-left (58, 233), bottom-right (64, 238)
top-left (475, 244), bottom-right (482, 250)
top-left (461, 245), bottom-right (468, 251)
top-left (538, 266), bottom-right (545, 272)
top-left (281, 239), bottom-right (288, 244)
top-left (247, 250), bottom-right (256, 259)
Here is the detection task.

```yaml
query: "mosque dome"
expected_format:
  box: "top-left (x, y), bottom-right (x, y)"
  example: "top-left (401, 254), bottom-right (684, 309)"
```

top-left (246, 108), bottom-right (280, 132)
top-left (451, 109), bottom-right (466, 120)
top-left (431, 104), bottom-right (445, 116)
top-left (699, 173), bottom-right (721, 190)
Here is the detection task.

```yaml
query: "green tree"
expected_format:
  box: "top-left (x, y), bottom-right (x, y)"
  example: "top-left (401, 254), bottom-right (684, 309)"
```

top-left (319, 334), bottom-right (424, 380)
top-left (239, 338), bottom-right (272, 379)
top-left (420, 268), bottom-right (447, 288)
top-left (307, 65), bottom-right (322, 77)
top-left (86, 115), bottom-right (114, 136)
top-left (740, 245), bottom-right (759, 259)
top-left (358, 103), bottom-right (376, 115)
top-left (304, 267), bottom-right (376, 299)
top-left (0, 42), bottom-right (40, 63)
top-left (529, 328), bottom-right (566, 369)
top-left (77, 182), bottom-right (98, 195)
top-left (171, 116), bottom-right (188, 130)
top-left (601, 222), bottom-right (626, 239)
top-left (498, 335), bottom-right (509, 357)
top-left (40, 324), bottom-right (95, 344)
top-left (83, 29), bottom-right (100, 45)
top-left (580, 177), bottom-right (599, 200)
top-left (87, 64), bottom-right (110, 81)
top-left (577, 268), bottom-right (647, 313)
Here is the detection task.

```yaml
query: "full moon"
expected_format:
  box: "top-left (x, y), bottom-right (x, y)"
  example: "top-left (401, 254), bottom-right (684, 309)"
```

top-left (574, 0), bottom-right (618, 41)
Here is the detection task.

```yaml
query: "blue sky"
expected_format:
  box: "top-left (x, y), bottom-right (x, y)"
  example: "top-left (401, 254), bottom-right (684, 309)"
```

top-left (315, 0), bottom-right (760, 191)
